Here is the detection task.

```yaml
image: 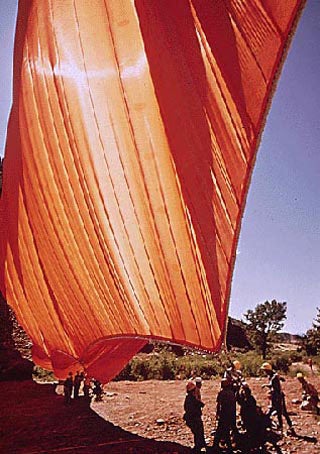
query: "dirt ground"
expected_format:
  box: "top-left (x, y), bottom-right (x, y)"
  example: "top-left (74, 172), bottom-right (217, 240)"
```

top-left (1, 374), bottom-right (320, 453)
top-left (96, 376), bottom-right (320, 453)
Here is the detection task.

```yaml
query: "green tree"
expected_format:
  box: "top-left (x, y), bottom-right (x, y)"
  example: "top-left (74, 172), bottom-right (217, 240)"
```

top-left (243, 300), bottom-right (287, 358)
top-left (303, 307), bottom-right (320, 355)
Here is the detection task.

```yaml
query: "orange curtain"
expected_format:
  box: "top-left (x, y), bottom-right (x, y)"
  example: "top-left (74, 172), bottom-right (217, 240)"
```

top-left (0, 0), bottom-right (304, 382)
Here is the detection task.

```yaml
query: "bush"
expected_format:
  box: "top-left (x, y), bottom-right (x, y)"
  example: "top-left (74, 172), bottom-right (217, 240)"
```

top-left (272, 354), bottom-right (291, 373)
top-left (231, 349), bottom-right (304, 376)
top-left (114, 350), bottom-right (227, 381)
top-left (32, 365), bottom-right (56, 382)
top-left (113, 345), bottom-right (303, 382)
top-left (114, 362), bottom-right (132, 381)
top-left (286, 350), bottom-right (303, 363)
top-left (236, 351), bottom-right (265, 377)
top-left (114, 352), bottom-right (177, 381)
top-left (307, 355), bottom-right (320, 368)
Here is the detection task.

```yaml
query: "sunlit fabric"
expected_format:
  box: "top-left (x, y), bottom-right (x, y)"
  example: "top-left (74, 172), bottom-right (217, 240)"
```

top-left (0, 0), bottom-right (304, 382)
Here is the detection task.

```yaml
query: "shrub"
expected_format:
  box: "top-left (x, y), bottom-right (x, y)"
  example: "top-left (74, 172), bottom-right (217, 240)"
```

top-left (236, 351), bottom-right (265, 377)
top-left (272, 354), bottom-right (291, 373)
top-left (114, 362), bottom-right (132, 381)
top-left (114, 350), bottom-right (226, 381)
top-left (286, 350), bottom-right (303, 363)
top-left (113, 345), bottom-right (303, 382)
top-left (32, 365), bottom-right (56, 382)
top-left (114, 352), bottom-right (178, 381)
top-left (130, 357), bottom-right (151, 381)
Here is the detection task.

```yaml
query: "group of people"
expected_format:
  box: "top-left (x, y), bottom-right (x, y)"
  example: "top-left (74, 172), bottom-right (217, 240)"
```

top-left (60, 360), bottom-right (319, 452)
top-left (183, 360), bottom-right (319, 453)
top-left (63, 371), bottom-right (101, 405)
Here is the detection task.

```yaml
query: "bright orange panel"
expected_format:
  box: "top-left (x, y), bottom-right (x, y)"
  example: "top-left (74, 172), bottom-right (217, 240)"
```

top-left (0, 0), bottom-right (304, 382)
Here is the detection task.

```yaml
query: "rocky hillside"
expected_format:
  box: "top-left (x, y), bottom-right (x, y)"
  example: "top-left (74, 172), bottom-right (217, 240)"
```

top-left (226, 317), bottom-right (251, 349)
top-left (0, 292), bottom-right (33, 380)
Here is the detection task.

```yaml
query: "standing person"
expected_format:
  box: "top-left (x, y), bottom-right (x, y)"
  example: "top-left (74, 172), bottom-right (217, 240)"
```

top-left (73, 371), bottom-right (81, 399)
top-left (307, 358), bottom-right (314, 374)
top-left (183, 381), bottom-right (206, 453)
top-left (195, 377), bottom-right (203, 402)
top-left (237, 383), bottom-right (258, 433)
top-left (237, 383), bottom-right (267, 449)
top-left (260, 362), bottom-right (294, 434)
top-left (83, 373), bottom-right (91, 400)
top-left (63, 371), bottom-right (74, 405)
top-left (92, 379), bottom-right (104, 401)
top-left (212, 378), bottom-right (237, 452)
top-left (79, 371), bottom-right (85, 396)
top-left (296, 372), bottom-right (320, 414)
top-left (224, 360), bottom-right (243, 394)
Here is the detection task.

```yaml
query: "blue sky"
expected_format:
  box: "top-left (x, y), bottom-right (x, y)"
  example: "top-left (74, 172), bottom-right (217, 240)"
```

top-left (0, 1), bottom-right (319, 335)
top-left (0, 0), bottom-right (17, 152)
top-left (230, 1), bottom-right (320, 334)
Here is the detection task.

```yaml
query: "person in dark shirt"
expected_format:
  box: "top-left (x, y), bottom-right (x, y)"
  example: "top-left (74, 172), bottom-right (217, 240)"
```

top-left (194, 377), bottom-right (203, 402)
top-left (212, 378), bottom-right (236, 451)
top-left (92, 379), bottom-right (104, 401)
top-left (261, 362), bottom-right (294, 434)
top-left (237, 382), bottom-right (268, 449)
top-left (224, 360), bottom-right (243, 395)
top-left (73, 371), bottom-right (82, 399)
top-left (237, 383), bottom-right (258, 433)
top-left (183, 381), bottom-right (206, 453)
top-left (83, 372), bottom-right (91, 400)
top-left (63, 371), bottom-right (73, 405)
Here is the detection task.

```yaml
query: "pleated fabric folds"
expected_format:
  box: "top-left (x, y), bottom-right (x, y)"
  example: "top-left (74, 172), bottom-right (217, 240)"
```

top-left (0, 0), bottom-right (304, 382)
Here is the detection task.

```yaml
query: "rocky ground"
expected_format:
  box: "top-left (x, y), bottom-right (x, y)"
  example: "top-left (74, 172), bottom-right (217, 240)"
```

top-left (1, 373), bottom-right (320, 453)
top-left (95, 375), bottom-right (320, 453)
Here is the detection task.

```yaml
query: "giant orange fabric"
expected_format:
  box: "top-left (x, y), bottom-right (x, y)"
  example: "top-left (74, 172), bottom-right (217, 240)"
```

top-left (0, 0), bottom-right (304, 382)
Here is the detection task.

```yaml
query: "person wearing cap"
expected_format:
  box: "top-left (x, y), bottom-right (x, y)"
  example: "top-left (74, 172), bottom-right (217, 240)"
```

top-left (296, 372), bottom-right (320, 414)
top-left (183, 381), bottom-right (206, 453)
top-left (224, 360), bottom-right (243, 394)
top-left (212, 377), bottom-right (237, 451)
top-left (260, 362), bottom-right (294, 434)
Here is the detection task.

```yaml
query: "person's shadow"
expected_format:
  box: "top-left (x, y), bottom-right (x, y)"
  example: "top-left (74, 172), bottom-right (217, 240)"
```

top-left (205, 428), bottom-right (317, 453)
top-left (0, 380), bottom-right (191, 454)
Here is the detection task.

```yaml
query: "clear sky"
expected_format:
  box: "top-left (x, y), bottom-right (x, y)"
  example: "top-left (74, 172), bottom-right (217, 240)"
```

top-left (0, 0), bottom-right (18, 151)
top-left (230, 1), bottom-right (320, 335)
top-left (0, 1), bottom-right (319, 335)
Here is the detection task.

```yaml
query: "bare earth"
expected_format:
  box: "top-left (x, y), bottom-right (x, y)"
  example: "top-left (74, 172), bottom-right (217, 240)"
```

top-left (1, 374), bottom-right (320, 453)
top-left (96, 376), bottom-right (320, 453)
